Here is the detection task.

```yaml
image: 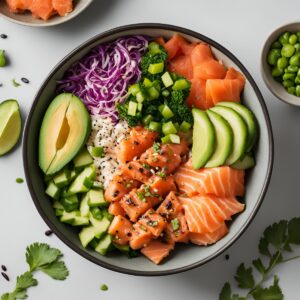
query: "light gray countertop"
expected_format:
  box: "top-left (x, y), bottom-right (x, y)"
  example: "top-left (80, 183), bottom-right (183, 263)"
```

top-left (0, 0), bottom-right (300, 299)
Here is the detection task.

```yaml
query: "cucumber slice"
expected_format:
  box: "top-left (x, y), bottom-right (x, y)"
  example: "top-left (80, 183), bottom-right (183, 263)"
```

top-left (95, 234), bottom-right (113, 256)
top-left (73, 147), bottom-right (93, 170)
top-left (72, 216), bottom-right (89, 226)
top-left (191, 109), bottom-right (215, 169)
top-left (87, 189), bottom-right (107, 208)
top-left (217, 102), bottom-right (258, 152)
top-left (80, 194), bottom-right (90, 217)
top-left (90, 216), bottom-right (111, 239)
top-left (79, 226), bottom-right (96, 248)
top-left (231, 153), bottom-right (255, 170)
top-left (45, 181), bottom-right (60, 200)
top-left (53, 168), bottom-right (70, 188)
top-left (210, 106), bottom-right (248, 165)
top-left (205, 110), bottom-right (233, 167)
top-left (60, 210), bottom-right (80, 224)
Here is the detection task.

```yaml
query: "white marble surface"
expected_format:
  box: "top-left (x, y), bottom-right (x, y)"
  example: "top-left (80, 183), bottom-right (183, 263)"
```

top-left (0, 0), bottom-right (300, 299)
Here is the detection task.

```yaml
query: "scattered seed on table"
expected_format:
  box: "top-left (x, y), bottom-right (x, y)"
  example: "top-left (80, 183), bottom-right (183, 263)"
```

top-left (0, 34), bottom-right (7, 39)
top-left (1, 272), bottom-right (9, 282)
top-left (45, 230), bottom-right (53, 236)
top-left (21, 77), bottom-right (30, 84)
top-left (100, 284), bottom-right (108, 291)
top-left (225, 254), bottom-right (230, 260)
top-left (1, 265), bottom-right (7, 272)
top-left (16, 178), bottom-right (24, 184)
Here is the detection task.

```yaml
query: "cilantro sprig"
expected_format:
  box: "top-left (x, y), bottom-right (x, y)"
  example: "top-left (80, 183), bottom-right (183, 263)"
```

top-left (1, 243), bottom-right (69, 300)
top-left (219, 218), bottom-right (300, 300)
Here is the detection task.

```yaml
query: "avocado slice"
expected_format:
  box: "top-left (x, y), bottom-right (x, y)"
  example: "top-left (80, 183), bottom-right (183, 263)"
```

top-left (205, 110), bottom-right (233, 168)
top-left (210, 106), bottom-right (248, 165)
top-left (191, 109), bottom-right (215, 169)
top-left (0, 100), bottom-right (21, 156)
top-left (217, 102), bottom-right (258, 152)
top-left (39, 93), bottom-right (91, 175)
top-left (231, 153), bottom-right (255, 170)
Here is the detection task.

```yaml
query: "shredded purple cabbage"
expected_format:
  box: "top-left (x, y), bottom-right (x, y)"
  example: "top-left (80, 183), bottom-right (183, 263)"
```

top-left (57, 35), bottom-right (149, 123)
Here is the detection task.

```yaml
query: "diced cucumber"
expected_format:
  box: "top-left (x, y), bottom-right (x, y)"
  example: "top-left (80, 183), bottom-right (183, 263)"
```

top-left (73, 147), bottom-right (93, 170)
top-left (102, 209), bottom-right (114, 222)
top-left (210, 106), bottom-right (248, 165)
top-left (53, 201), bottom-right (64, 210)
top-left (90, 207), bottom-right (103, 220)
top-left (231, 153), bottom-right (255, 170)
top-left (44, 174), bottom-right (54, 183)
top-left (148, 42), bottom-right (161, 55)
top-left (55, 209), bottom-right (64, 217)
top-left (45, 181), bottom-right (60, 200)
top-left (89, 238), bottom-right (100, 249)
top-left (148, 62), bottom-right (164, 74)
top-left (161, 72), bottom-right (174, 88)
top-left (53, 169), bottom-right (70, 188)
top-left (162, 89), bottom-right (170, 97)
top-left (69, 170), bottom-right (77, 182)
top-left (169, 134), bottom-right (180, 144)
top-left (172, 79), bottom-right (190, 90)
top-left (87, 189), bottom-right (107, 208)
top-left (90, 216), bottom-right (111, 239)
top-left (113, 243), bottom-right (139, 258)
top-left (72, 216), bottom-right (89, 226)
top-left (128, 83), bottom-right (140, 96)
top-left (79, 226), bottom-right (97, 248)
top-left (217, 102), bottom-right (258, 152)
top-left (136, 92), bottom-right (145, 103)
top-left (148, 121), bottom-right (161, 132)
top-left (192, 109), bottom-right (215, 169)
top-left (91, 146), bottom-right (104, 158)
top-left (148, 86), bottom-right (160, 100)
top-left (60, 210), bottom-right (80, 224)
top-left (205, 110), bottom-right (233, 168)
top-left (143, 78), bottom-right (152, 88)
top-left (142, 114), bottom-right (154, 126)
top-left (61, 194), bottom-right (79, 212)
top-left (180, 121), bottom-right (192, 132)
top-left (137, 103), bottom-right (143, 112)
top-left (80, 194), bottom-right (90, 217)
top-left (174, 122), bottom-right (180, 131)
top-left (83, 177), bottom-right (94, 189)
top-left (68, 165), bottom-right (96, 195)
top-left (95, 234), bottom-right (113, 255)
top-left (162, 121), bottom-right (177, 135)
top-left (160, 104), bottom-right (174, 119)
top-left (128, 101), bottom-right (137, 116)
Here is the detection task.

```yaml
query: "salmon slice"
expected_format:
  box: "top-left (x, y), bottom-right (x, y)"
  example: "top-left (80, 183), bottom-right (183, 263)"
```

top-left (157, 191), bottom-right (183, 220)
top-left (139, 209), bottom-right (167, 238)
top-left (121, 161), bottom-right (152, 184)
top-left (169, 55), bottom-right (193, 80)
top-left (206, 79), bottom-right (243, 104)
top-left (155, 36), bottom-right (165, 46)
top-left (225, 67), bottom-right (246, 87)
top-left (189, 222), bottom-right (228, 245)
top-left (120, 187), bottom-right (162, 222)
top-left (147, 175), bottom-right (177, 197)
top-left (129, 223), bottom-right (153, 250)
top-left (108, 202), bottom-right (126, 217)
top-left (141, 240), bottom-right (174, 264)
top-left (117, 127), bottom-right (158, 164)
top-left (164, 34), bottom-right (188, 60)
top-left (108, 215), bottom-right (133, 245)
top-left (166, 213), bottom-right (189, 243)
top-left (190, 43), bottom-right (214, 67)
top-left (5, 0), bottom-right (27, 12)
top-left (30, 0), bottom-right (55, 20)
top-left (140, 140), bottom-right (189, 174)
top-left (193, 59), bottom-right (226, 80)
top-left (174, 160), bottom-right (245, 197)
top-left (52, 0), bottom-right (72, 16)
top-left (179, 195), bottom-right (244, 234)
top-left (104, 172), bottom-right (140, 202)
top-left (186, 78), bottom-right (210, 109)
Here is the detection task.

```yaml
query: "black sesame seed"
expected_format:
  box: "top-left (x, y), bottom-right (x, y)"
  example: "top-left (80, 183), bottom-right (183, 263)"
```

top-left (0, 34), bottom-right (7, 39)
top-left (21, 77), bottom-right (30, 84)
top-left (1, 265), bottom-right (7, 272)
top-left (45, 230), bottom-right (53, 236)
top-left (1, 272), bottom-right (9, 281)
top-left (225, 254), bottom-right (230, 260)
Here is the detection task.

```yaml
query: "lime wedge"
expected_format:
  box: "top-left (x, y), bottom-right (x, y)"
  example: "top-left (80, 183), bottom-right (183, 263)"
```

top-left (0, 100), bottom-right (22, 156)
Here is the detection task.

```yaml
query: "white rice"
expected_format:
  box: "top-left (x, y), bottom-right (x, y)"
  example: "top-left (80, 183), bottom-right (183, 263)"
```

top-left (86, 116), bottom-right (129, 188)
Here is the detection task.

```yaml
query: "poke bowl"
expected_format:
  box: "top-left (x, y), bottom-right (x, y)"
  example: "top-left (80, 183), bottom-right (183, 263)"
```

top-left (23, 23), bottom-right (274, 276)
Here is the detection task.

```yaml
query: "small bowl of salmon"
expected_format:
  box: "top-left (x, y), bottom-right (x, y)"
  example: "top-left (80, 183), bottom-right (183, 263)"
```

top-left (23, 24), bottom-right (274, 275)
top-left (0, 0), bottom-right (94, 27)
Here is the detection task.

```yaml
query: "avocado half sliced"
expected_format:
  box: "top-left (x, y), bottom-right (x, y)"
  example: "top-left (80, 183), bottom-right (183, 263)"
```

top-left (39, 93), bottom-right (91, 175)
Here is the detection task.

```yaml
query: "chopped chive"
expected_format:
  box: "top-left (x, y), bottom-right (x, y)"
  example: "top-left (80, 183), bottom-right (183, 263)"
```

top-left (100, 284), bottom-right (108, 291)
top-left (171, 218), bottom-right (180, 231)
top-left (16, 178), bottom-right (24, 184)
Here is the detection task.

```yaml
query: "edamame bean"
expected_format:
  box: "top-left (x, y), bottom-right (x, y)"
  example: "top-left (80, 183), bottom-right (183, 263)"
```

top-left (294, 43), bottom-right (300, 52)
top-left (281, 44), bottom-right (295, 57)
top-left (271, 67), bottom-right (283, 77)
top-left (0, 50), bottom-right (6, 67)
top-left (271, 41), bottom-right (282, 49)
top-left (294, 77), bottom-right (300, 85)
top-left (287, 86), bottom-right (296, 95)
top-left (289, 34), bottom-right (298, 45)
top-left (279, 32), bottom-right (290, 45)
top-left (289, 54), bottom-right (300, 66)
top-left (267, 49), bottom-right (281, 65)
top-left (283, 73), bottom-right (296, 81)
top-left (287, 65), bottom-right (299, 73)
top-left (277, 57), bottom-right (288, 69)
top-left (283, 80), bottom-right (294, 88)
top-left (296, 85), bottom-right (300, 96)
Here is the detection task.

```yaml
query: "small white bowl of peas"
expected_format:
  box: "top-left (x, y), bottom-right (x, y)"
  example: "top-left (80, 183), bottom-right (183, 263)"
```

top-left (261, 22), bottom-right (300, 106)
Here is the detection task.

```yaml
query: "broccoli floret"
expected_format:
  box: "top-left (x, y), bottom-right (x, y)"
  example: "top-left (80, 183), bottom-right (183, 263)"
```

top-left (116, 101), bottom-right (142, 127)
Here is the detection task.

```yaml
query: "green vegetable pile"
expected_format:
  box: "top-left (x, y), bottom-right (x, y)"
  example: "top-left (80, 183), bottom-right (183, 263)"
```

top-left (219, 218), bottom-right (300, 300)
top-left (1, 243), bottom-right (69, 300)
top-left (117, 41), bottom-right (193, 144)
top-left (267, 31), bottom-right (300, 96)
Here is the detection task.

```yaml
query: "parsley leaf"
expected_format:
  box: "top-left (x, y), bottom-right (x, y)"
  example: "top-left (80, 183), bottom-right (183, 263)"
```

top-left (234, 263), bottom-right (255, 289)
top-left (15, 272), bottom-right (38, 291)
top-left (219, 282), bottom-right (232, 300)
top-left (288, 217), bottom-right (300, 245)
top-left (251, 276), bottom-right (283, 300)
top-left (40, 260), bottom-right (69, 280)
top-left (263, 220), bottom-right (287, 248)
top-left (26, 243), bottom-right (62, 271)
top-left (252, 258), bottom-right (266, 275)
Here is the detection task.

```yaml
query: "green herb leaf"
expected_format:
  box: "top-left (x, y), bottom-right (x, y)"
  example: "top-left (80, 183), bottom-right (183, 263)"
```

top-left (171, 218), bottom-right (180, 231)
top-left (234, 263), bottom-right (255, 289)
top-left (1, 294), bottom-right (9, 300)
top-left (288, 217), bottom-right (300, 245)
top-left (251, 276), bottom-right (283, 300)
top-left (153, 142), bottom-right (161, 153)
top-left (264, 220), bottom-right (287, 248)
top-left (219, 283), bottom-right (232, 300)
top-left (252, 258), bottom-right (266, 275)
top-left (100, 284), bottom-right (109, 291)
top-left (14, 290), bottom-right (28, 300)
top-left (258, 237), bottom-right (271, 256)
top-left (26, 243), bottom-right (62, 271)
top-left (15, 272), bottom-right (38, 291)
top-left (39, 260), bottom-right (69, 280)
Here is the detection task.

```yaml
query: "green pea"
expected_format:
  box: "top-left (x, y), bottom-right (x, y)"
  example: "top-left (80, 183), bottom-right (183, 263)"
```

top-left (0, 50), bottom-right (6, 67)
top-left (277, 57), bottom-right (288, 69)
top-left (294, 76), bottom-right (300, 84)
top-left (283, 73), bottom-right (296, 81)
top-left (296, 85), bottom-right (300, 97)
top-left (287, 65), bottom-right (299, 73)
top-left (288, 86), bottom-right (296, 95)
top-left (279, 32), bottom-right (290, 45)
top-left (271, 67), bottom-right (283, 77)
top-left (289, 34), bottom-right (298, 45)
top-left (281, 44), bottom-right (295, 57)
top-left (283, 80), bottom-right (294, 88)
top-left (294, 43), bottom-right (300, 52)
top-left (267, 49), bottom-right (281, 65)
top-left (290, 54), bottom-right (300, 66)
top-left (271, 41), bottom-right (282, 49)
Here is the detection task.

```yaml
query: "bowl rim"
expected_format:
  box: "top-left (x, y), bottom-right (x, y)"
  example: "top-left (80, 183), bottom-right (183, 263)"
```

top-left (260, 21), bottom-right (300, 106)
top-left (23, 23), bottom-right (274, 276)
top-left (0, 0), bottom-right (94, 27)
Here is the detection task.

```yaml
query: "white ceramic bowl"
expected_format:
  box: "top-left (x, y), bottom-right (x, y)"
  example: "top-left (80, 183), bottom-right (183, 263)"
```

top-left (261, 22), bottom-right (300, 106)
top-left (0, 0), bottom-right (94, 27)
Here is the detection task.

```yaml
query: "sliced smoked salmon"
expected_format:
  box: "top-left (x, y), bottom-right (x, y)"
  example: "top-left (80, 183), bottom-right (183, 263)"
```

top-left (141, 240), bottom-right (174, 265)
top-left (169, 55), bottom-right (194, 80)
top-left (193, 59), bottom-right (226, 80)
top-left (174, 160), bottom-right (245, 197)
top-left (186, 78), bottom-right (210, 109)
top-left (52, 0), bottom-right (72, 16)
top-left (30, 0), bottom-right (55, 20)
top-left (225, 67), bottom-right (246, 87)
